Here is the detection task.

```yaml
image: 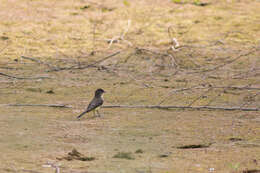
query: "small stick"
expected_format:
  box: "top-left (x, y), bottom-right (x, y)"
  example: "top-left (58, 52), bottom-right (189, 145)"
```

top-left (5, 104), bottom-right (70, 108)
top-left (0, 72), bottom-right (50, 80)
top-left (212, 86), bottom-right (260, 90)
top-left (187, 48), bottom-right (258, 74)
top-left (102, 105), bottom-right (259, 111)
top-left (158, 85), bottom-right (204, 105)
top-left (48, 51), bottom-right (120, 72)
top-left (158, 85), bottom-right (260, 105)
top-left (136, 47), bottom-right (178, 67)
top-left (21, 56), bottom-right (57, 70)
top-left (239, 92), bottom-right (260, 109)
top-left (0, 43), bottom-right (8, 54)
top-left (188, 88), bottom-right (212, 106)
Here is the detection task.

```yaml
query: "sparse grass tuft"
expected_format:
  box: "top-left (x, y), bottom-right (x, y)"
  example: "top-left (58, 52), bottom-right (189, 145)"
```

top-left (135, 149), bottom-right (144, 154)
top-left (113, 152), bottom-right (135, 160)
top-left (57, 148), bottom-right (95, 161)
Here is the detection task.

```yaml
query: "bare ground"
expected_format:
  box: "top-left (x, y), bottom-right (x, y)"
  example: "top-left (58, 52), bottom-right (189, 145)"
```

top-left (0, 0), bottom-right (259, 173)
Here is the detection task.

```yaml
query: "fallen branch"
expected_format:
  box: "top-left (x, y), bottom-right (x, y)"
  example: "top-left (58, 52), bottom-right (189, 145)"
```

top-left (240, 92), bottom-right (260, 109)
top-left (188, 88), bottom-right (212, 106)
top-left (158, 85), bottom-right (204, 105)
top-left (158, 85), bottom-right (260, 105)
top-left (207, 48), bottom-right (257, 72)
top-left (21, 56), bottom-right (58, 70)
top-left (48, 51), bottom-right (121, 72)
top-left (0, 72), bottom-right (50, 80)
top-left (187, 48), bottom-right (258, 74)
top-left (212, 86), bottom-right (260, 90)
top-left (5, 104), bottom-right (70, 108)
top-left (4, 104), bottom-right (258, 111)
top-left (102, 105), bottom-right (259, 111)
top-left (231, 67), bottom-right (260, 79)
top-left (136, 47), bottom-right (178, 68)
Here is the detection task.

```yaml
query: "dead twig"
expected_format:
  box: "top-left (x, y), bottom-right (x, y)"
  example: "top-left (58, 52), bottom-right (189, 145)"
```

top-left (0, 43), bottom-right (8, 54)
top-left (127, 74), bottom-right (153, 88)
top-left (240, 92), bottom-right (260, 109)
top-left (48, 51), bottom-right (120, 72)
top-left (21, 56), bottom-right (58, 70)
top-left (204, 81), bottom-right (237, 107)
top-left (187, 48), bottom-right (258, 74)
top-left (158, 85), bottom-right (204, 105)
top-left (102, 105), bottom-right (259, 111)
top-left (106, 20), bottom-right (132, 48)
top-left (5, 104), bottom-right (70, 108)
top-left (188, 88), bottom-right (213, 106)
top-left (158, 85), bottom-right (260, 105)
top-left (231, 68), bottom-right (260, 79)
top-left (21, 169), bottom-right (41, 173)
top-left (205, 93), bottom-right (223, 106)
top-left (0, 72), bottom-right (50, 80)
top-left (212, 86), bottom-right (260, 90)
top-left (136, 47), bottom-right (178, 68)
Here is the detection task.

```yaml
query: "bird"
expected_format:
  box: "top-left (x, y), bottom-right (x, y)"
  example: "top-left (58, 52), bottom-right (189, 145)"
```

top-left (77, 88), bottom-right (105, 119)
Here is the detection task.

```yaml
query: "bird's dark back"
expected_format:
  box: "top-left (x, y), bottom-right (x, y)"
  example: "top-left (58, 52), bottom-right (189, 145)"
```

top-left (86, 96), bottom-right (103, 112)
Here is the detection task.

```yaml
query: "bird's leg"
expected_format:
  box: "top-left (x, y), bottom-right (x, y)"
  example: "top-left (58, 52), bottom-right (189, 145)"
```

top-left (93, 110), bottom-right (96, 117)
top-left (96, 110), bottom-right (101, 117)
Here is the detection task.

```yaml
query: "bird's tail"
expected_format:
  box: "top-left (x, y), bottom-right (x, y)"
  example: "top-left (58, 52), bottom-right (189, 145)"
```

top-left (77, 110), bottom-right (89, 119)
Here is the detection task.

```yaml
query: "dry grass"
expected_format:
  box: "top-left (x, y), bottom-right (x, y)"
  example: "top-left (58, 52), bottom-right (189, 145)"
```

top-left (0, 0), bottom-right (259, 173)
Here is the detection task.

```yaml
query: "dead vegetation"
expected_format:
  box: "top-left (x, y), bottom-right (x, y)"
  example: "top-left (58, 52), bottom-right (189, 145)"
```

top-left (113, 152), bottom-right (135, 160)
top-left (0, 0), bottom-right (259, 173)
top-left (57, 148), bottom-right (95, 161)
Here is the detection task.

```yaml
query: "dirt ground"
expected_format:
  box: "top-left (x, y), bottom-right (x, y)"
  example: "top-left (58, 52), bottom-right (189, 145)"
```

top-left (0, 0), bottom-right (259, 173)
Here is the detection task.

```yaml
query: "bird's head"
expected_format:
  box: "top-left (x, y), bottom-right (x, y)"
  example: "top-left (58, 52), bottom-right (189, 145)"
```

top-left (95, 88), bottom-right (105, 97)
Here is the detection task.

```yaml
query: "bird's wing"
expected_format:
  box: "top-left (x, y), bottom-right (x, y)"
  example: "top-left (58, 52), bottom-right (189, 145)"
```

top-left (86, 97), bottom-right (103, 112)
top-left (77, 97), bottom-right (103, 119)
